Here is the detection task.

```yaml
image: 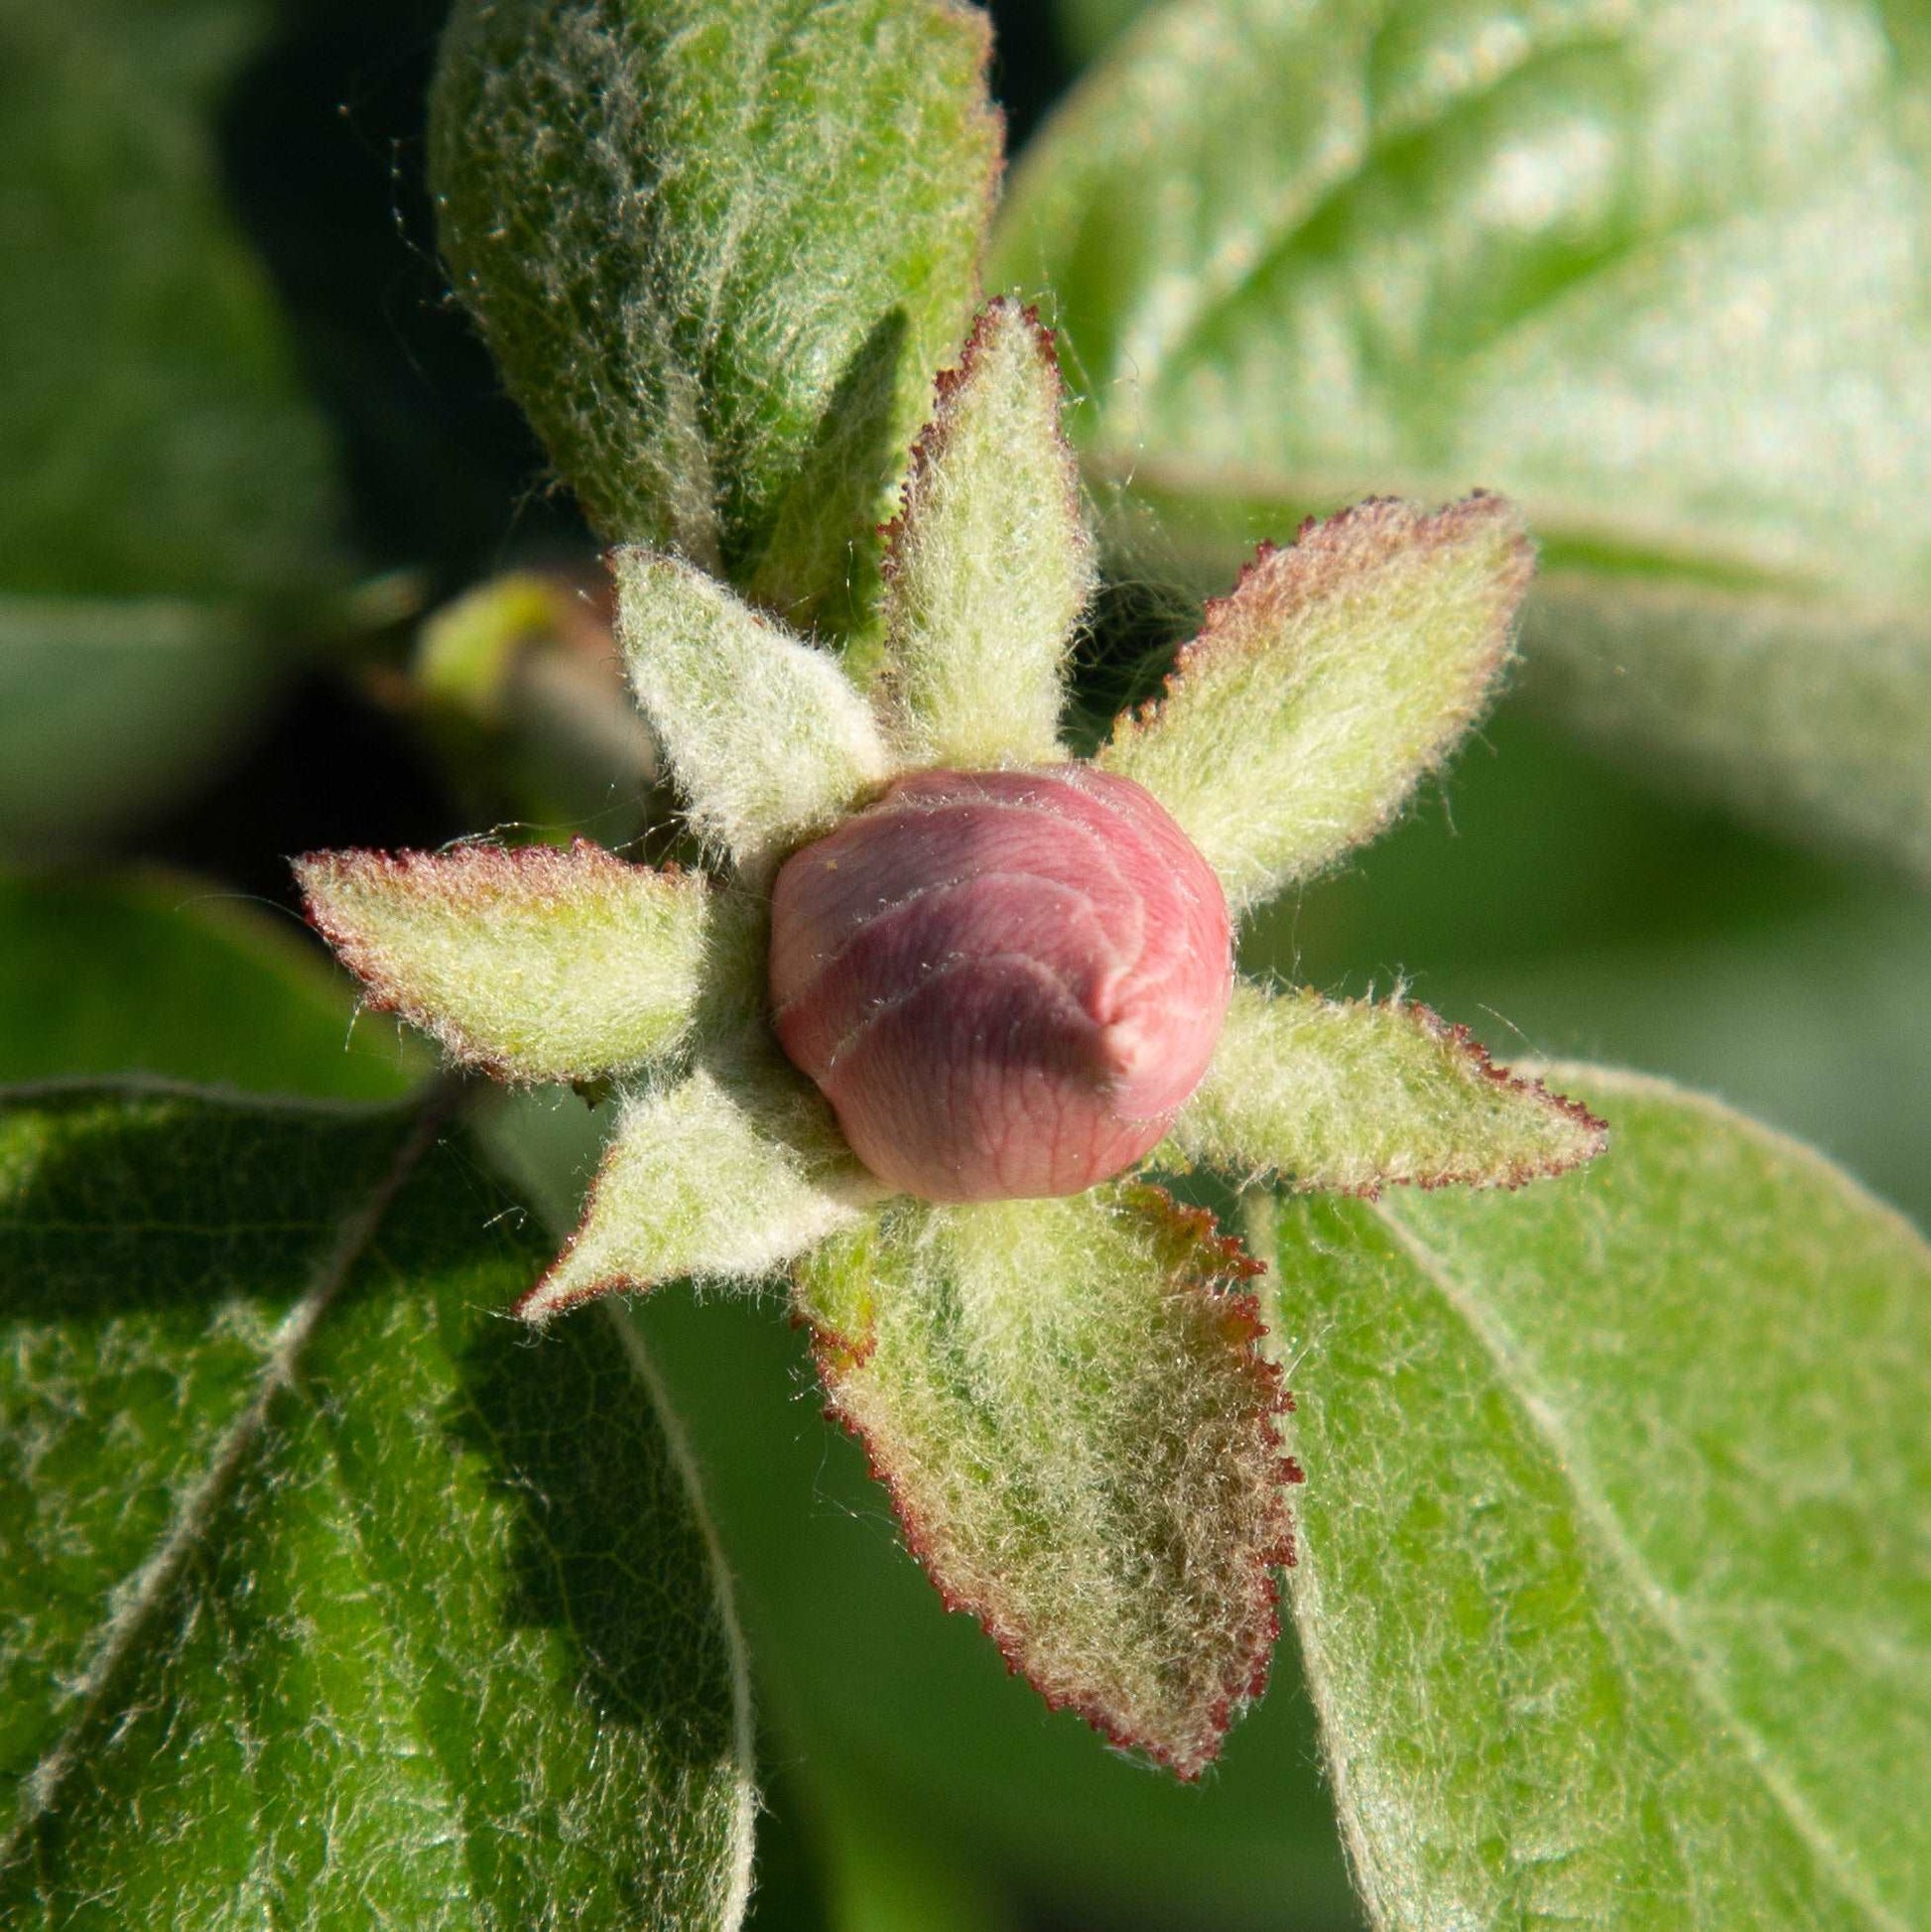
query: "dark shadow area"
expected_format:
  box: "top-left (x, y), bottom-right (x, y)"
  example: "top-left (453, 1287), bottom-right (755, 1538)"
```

top-left (0, 1094), bottom-right (401, 1323)
top-left (451, 1307), bottom-right (739, 1775)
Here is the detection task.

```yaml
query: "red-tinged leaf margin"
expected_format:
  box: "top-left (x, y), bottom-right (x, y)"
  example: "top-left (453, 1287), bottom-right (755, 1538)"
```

top-left (1098, 494), bottom-right (1534, 884)
top-left (295, 838), bottom-right (702, 1083)
top-left (1365, 1005), bottom-right (1609, 1194)
top-left (876, 295), bottom-right (1084, 591)
top-left (1188, 984), bottom-right (1610, 1197)
top-left (800, 1186), bottom-right (1305, 1780)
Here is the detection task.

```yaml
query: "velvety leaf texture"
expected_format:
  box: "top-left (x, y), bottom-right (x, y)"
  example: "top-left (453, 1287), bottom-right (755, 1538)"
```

top-left (880, 298), bottom-right (1094, 769)
top-left (1257, 1067), bottom-right (1931, 1929)
top-left (519, 1062), bottom-right (882, 1324)
top-left (612, 549), bottom-right (891, 867)
top-left (994, 0), bottom-right (1931, 878)
top-left (296, 840), bottom-right (712, 1084)
top-left (1098, 495), bottom-right (1531, 911)
top-left (0, 1089), bottom-right (754, 1929)
top-left (430, 0), bottom-right (999, 620)
top-left (1170, 980), bottom-right (1604, 1191)
top-left (795, 1186), bottom-right (1299, 1780)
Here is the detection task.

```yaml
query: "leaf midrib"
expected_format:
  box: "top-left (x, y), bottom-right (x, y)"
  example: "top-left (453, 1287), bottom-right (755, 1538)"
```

top-left (0, 1089), bottom-right (454, 1868)
top-left (1365, 1200), bottom-right (1906, 1932)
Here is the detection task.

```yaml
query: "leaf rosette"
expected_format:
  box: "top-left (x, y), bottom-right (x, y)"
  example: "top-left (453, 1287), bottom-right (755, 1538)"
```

top-left (299, 297), bottom-right (1603, 1776)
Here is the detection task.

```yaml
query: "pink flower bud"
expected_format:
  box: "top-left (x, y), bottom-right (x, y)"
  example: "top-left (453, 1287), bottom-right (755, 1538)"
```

top-left (769, 766), bottom-right (1232, 1201)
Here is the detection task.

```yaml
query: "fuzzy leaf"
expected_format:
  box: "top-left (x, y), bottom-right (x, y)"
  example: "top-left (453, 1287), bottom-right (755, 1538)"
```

top-left (1169, 979), bottom-right (1605, 1191)
top-left (1098, 496), bottom-right (1531, 911)
top-left (0, 1088), bottom-right (753, 1928)
top-left (880, 300), bottom-right (1094, 768)
top-left (296, 840), bottom-right (712, 1085)
top-left (993, 0), bottom-right (1931, 880)
top-left (520, 1061), bottom-right (882, 1325)
top-left (794, 1187), bottom-right (1297, 1779)
top-left (613, 549), bottom-right (893, 868)
top-left (430, 0), bottom-right (998, 621)
top-left (1257, 1066), bottom-right (1931, 1928)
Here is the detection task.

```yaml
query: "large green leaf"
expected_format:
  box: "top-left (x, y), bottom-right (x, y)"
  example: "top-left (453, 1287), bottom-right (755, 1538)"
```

top-left (0, 5), bottom-right (344, 852)
top-left (431, 0), bottom-right (999, 637)
top-left (0, 1088), bottom-right (754, 1928)
top-left (488, 1087), bottom-right (1364, 1930)
top-left (0, 870), bottom-right (420, 1100)
top-left (993, 0), bottom-right (1931, 878)
top-left (1256, 1066), bottom-right (1931, 1928)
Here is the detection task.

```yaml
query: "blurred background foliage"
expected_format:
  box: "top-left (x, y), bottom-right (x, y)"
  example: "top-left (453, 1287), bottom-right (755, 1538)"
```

top-left (4, 1), bottom-right (1928, 1926)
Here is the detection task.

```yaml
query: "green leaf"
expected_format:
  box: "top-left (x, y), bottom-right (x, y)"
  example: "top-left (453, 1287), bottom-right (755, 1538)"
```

top-left (1097, 496), bottom-right (1531, 911)
top-left (614, 550), bottom-right (893, 870)
top-left (795, 1186), bottom-right (1297, 1780)
top-left (879, 300), bottom-right (1094, 768)
top-left (430, 0), bottom-right (999, 626)
top-left (517, 1061), bottom-right (882, 1326)
top-left (0, 1087), bottom-right (754, 1929)
top-left (1255, 1066), bottom-right (1931, 1928)
top-left (499, 1097), bottom-right (1362, 1926)
top-left (1, 4), bottom-right (344, 851)
top-left (0, 869), bottom-right (419, 1100)
top-left (296, 840), bottom-right (712, 1084)
top-left (993, 0), bottom-right (1931, 879)
top-left (1170, 979), bottom-right (1604, 1190)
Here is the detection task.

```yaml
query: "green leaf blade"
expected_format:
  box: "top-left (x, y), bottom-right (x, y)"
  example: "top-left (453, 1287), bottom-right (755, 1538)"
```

top-left (880, 300), bottom-right (1094, 768)
top-left (0, 1090), bottom-right (754, 1929)
top-left (796, 1186), bottom-right (1298, 1779)
top-left (1, 3), bottom-right (346, 854)
top-left (296, 840), bottom-right (714, 1085)
top-left (431, 0), bottom-right (999, 616)
top-left (1171, 979), bottom-right (1604, 1190)
top-left (614, 550), bottom-right (893, 868)
top-left (994, 0), bottom-right (1931, 879)
top-left (1098, 495), bottom-right (1531, 910)
top-left (1258, 1066), bottom-right (1931, 1928)
top-left (520, 1062), bottom-right (882, 1325)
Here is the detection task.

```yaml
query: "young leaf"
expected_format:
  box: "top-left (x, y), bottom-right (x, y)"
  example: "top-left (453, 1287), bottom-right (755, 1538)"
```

top-left (296, 840), bottom-right (712, 1084)
top-left (0, 1088), bottom-right (754, 1928)
top-left (1097, 496), bottom-right (1531, 911)
top-left (1168, 979), bottom-right (1604, 1191)
top-left (431, 0), bottom-right (999, 615)
top-left (613, 550), bottom-right (893, 867)
top-left (795, 1186), bottom-right (1297, 1780)
top-left (1257, 1066), bottom-right (1931, 1929)
top-left (519, 1061), bottom-right (882, 1326)
top-left (880, 300), bottom-right (1094, 768)
top-left (993, 0), bottom-right (1931, 880)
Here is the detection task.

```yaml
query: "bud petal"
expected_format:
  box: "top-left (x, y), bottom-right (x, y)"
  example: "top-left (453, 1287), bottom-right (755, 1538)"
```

top-left (770, 766), bottom-right (1231, 1200)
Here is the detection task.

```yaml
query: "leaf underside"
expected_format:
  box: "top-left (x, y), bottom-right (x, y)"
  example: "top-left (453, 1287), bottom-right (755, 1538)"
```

top-left (1259, 1066), bottom-right (1931, 1929)
top-left (1098, 495), bottom-right (1531, 912)
top-left (295, 840), bottom-right (712, 1085)
top-left (879, 298), bottom-right (1094, 769)
top-left (795, 1186), bottom-right (1299, 1780)
top-left (1169, 979), bottom-right (1605, 1191)
top-left (0, 1088), bottom-right (753, 1929)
